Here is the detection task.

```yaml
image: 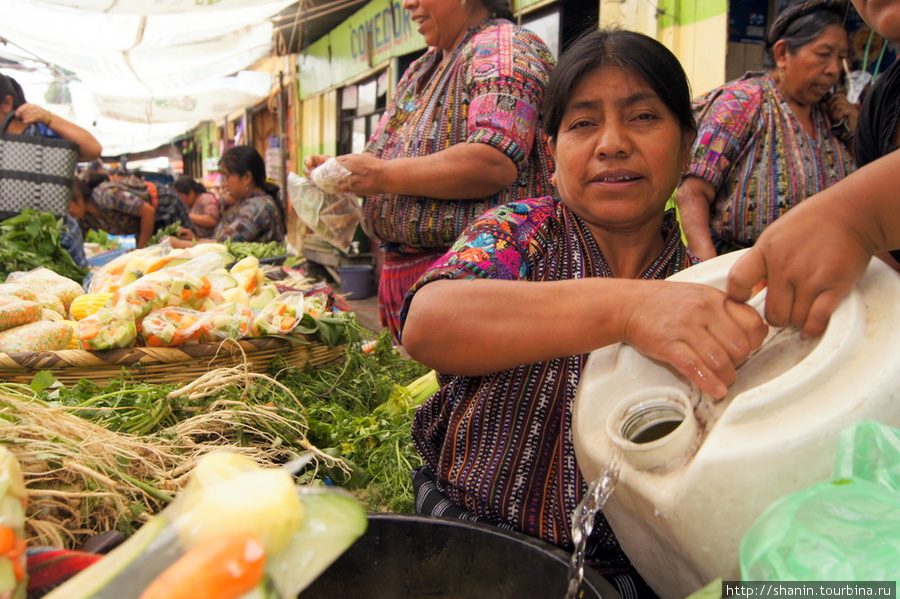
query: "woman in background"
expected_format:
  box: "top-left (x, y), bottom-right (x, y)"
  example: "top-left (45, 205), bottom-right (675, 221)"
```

top-left (172, 145), bottom-right (285, 247)
top-left (173, 175), bottom-right (221, 238)
top-left (304, 0), bottom-right (555, 342)
top-left (675, 0), bottom-right (857, 259)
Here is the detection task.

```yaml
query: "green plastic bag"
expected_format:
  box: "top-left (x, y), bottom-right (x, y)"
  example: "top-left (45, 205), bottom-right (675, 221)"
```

top-left (739, 420), bottom-right (900, 583)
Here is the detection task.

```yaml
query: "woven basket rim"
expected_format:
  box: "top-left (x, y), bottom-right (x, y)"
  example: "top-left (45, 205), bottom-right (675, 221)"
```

top-left (0, 335), bottom-right (340, 371)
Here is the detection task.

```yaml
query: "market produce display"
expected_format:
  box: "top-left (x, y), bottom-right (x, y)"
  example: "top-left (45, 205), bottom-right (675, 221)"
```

top-left (0, 330), bottom-right (433, 550)
top-left (0, 215), bottom-right (436, 597)
top-left (0, 242), bottom-right (353, 355)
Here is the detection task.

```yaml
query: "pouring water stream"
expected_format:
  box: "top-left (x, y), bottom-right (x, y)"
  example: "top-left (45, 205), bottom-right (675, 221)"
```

top-left (564, 448), bottom-right (623, 599)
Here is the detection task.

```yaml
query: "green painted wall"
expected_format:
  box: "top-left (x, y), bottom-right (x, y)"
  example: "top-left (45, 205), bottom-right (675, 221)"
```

top-left (658, 0), bottom-right (727, 29)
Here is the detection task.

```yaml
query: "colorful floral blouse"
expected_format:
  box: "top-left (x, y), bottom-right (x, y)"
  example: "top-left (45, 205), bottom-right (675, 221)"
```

top-left (688, 73), bottom-right (856, 253)
top-left (399, 197), bottom-right (695, 573)
top-left (364, 18), bottom-right (555, 253)
top-left (212, 191), bottom-right (284, 243)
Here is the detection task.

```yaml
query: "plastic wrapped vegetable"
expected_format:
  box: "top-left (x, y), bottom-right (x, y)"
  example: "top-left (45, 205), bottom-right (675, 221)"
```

top-left (43, 452), bottom-right (368, 599)
top-left (253, 291), bottom-right (305, 336)
top-left (0, 320), bottom-right (74, 353)
top-left (77, 308), bottom-right (138, 350)
top-left (0, 447), bottom-right (28, 599)
top-left (110, 269), bottom-right (211, 322)
top-left (0, 298), bottom-right (42, 333)
top-left (230, 256), bottom-right (266, 295)
top-left (142, 308), bottom-right (211, 347)
top-left (6, 267), bottom-right (84, 313)
top-left (204, 302), bottom-right (256, 340)
top-left (88, 246), bottom-right (171, 294)
top-left (0, 285), bottom-right (37, 303)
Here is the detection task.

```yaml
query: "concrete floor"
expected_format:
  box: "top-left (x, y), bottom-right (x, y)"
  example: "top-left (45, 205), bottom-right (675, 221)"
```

top-left (342, 292), bottom-right (381, 335)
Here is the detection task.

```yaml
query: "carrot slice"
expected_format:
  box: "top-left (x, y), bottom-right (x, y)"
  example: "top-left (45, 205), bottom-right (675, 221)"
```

top-left (0, 526), bottom-right (15, 554)
top-left (139, 532), bottom-right (265, 599)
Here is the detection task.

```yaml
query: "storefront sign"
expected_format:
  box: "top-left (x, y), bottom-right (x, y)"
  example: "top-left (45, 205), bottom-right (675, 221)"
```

top-left (298, 0), bottom-right (426, 98)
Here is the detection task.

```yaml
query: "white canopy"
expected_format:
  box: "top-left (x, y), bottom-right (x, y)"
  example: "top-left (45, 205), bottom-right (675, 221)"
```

top-left (0, 0), bottom-right (298, 155)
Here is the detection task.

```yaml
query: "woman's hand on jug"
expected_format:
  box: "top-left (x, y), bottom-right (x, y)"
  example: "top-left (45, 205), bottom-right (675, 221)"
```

top-left (728, 195), bottom-right (874, 338)
top-left (621, 281), bottom-right (768, 399)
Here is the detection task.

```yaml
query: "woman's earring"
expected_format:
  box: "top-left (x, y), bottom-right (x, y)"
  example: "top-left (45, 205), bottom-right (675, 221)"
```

top-left (777, 65), bottom-right (785, 83)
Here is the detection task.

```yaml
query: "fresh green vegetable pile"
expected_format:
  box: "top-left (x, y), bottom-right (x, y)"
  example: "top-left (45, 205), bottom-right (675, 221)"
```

top-left (84, 229), bottom-right (120, 250)
top-left (223, 241), bottom-right (287, 262)
top-left (0, 210), bottom-right (88, 283)
top-left (147, 221), bottom-right (183, 246)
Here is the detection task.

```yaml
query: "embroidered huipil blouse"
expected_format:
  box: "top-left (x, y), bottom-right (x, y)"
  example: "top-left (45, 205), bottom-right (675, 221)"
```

top-left (689, 73), bottom-right (856, 252)
top-left (399, 198), bottom-right (695, 572)
top-left (363, 18), bottom-right (555, 253)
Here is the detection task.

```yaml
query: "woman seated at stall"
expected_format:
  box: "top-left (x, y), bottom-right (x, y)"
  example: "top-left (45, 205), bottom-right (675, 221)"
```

top-left (172, 176), bottom-right (222, 238)
top-left (0, 74), bottom-right (101, 162)
top-left (169, 145), bottom-right (286, 248)
top-left (400, 28), bottom-right (768, 596)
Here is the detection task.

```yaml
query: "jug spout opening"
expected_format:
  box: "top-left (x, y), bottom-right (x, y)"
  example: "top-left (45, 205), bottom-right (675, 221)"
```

top-left (607, 387), bottom-right (698, 471)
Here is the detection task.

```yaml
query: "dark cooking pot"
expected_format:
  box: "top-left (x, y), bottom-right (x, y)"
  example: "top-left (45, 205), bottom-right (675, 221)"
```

top-left (299, 513), bottom-right (620, 598)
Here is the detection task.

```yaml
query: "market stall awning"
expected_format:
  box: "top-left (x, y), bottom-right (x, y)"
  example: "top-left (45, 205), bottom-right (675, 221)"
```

top-left (0, 0), bottom-right (324, 155)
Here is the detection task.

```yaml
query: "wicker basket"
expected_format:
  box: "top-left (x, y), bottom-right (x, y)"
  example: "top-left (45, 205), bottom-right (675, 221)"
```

top-left (0, 337), bottom-right (344, 386)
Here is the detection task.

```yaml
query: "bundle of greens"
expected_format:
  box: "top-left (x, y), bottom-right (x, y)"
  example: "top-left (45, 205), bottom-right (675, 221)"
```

top-left (0, 210), bottom-right (88, 283)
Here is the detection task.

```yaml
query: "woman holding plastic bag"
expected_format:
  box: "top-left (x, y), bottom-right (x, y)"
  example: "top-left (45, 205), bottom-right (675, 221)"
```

top-left (303, 0), bottom-right (555, 342)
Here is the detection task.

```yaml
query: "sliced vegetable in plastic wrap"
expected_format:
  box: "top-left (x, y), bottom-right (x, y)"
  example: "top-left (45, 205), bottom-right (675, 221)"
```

top-left (142, 243), bottom-right (231, 275)
top-left (0, 320), bottom-right (74, 353)
top-left (231, 256), bottom-right (266, 295)
top-left (77, 309), bottom-right (138, 350)
top-left (0, 298), bottom-right (42, 334)
top-left (254, 291), bottom-right (305, 336)
top-left (0, 447), bottom-right (28, 599)
top-left (142, 307), bottom-right (211, 347)
top-left (287, 171), bottom-right (362, 253)
top-left (6, 266), bottom-right (86, 313)
top-left (205, 302), bottom-right (256, 340)
top-left (110, 269), bottom-right (212, 322)
top-left (0, 285), bottom-right (37, 303)
top-left (43, 451), bottom-right (367, 599)
top-left (88, 245), bottom-right (171, 294)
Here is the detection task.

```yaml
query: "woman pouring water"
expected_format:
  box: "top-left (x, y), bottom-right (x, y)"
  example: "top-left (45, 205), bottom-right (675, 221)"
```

top-left (400, 28), bottom-right (767, 597)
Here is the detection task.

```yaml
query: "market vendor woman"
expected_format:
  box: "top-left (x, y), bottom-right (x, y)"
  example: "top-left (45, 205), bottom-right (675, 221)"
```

top-left (170, 145), bottom-right (285, 249)
top-left (400, 29), bottom-right (768, 596)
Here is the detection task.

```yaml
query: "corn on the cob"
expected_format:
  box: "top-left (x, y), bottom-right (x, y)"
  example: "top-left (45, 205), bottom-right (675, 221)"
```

top-left (59, 320), bottom-right (80, 349)
top-left (69, 293), bottom-right (113, 321)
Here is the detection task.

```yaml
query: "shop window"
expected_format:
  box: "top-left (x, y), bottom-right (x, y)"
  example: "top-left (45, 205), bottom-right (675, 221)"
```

top-left (338, 72), bottom-right (387, 155)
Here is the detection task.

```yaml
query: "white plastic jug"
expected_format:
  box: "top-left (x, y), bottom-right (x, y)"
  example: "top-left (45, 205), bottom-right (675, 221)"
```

top-left (572, 250), bottom-right (900, 598)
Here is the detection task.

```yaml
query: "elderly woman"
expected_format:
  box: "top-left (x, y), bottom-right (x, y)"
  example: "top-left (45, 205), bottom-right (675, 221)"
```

top-left (676, 0), bottom-right (858, 260)
top-left (304, 0), bottom-right (555, 342)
